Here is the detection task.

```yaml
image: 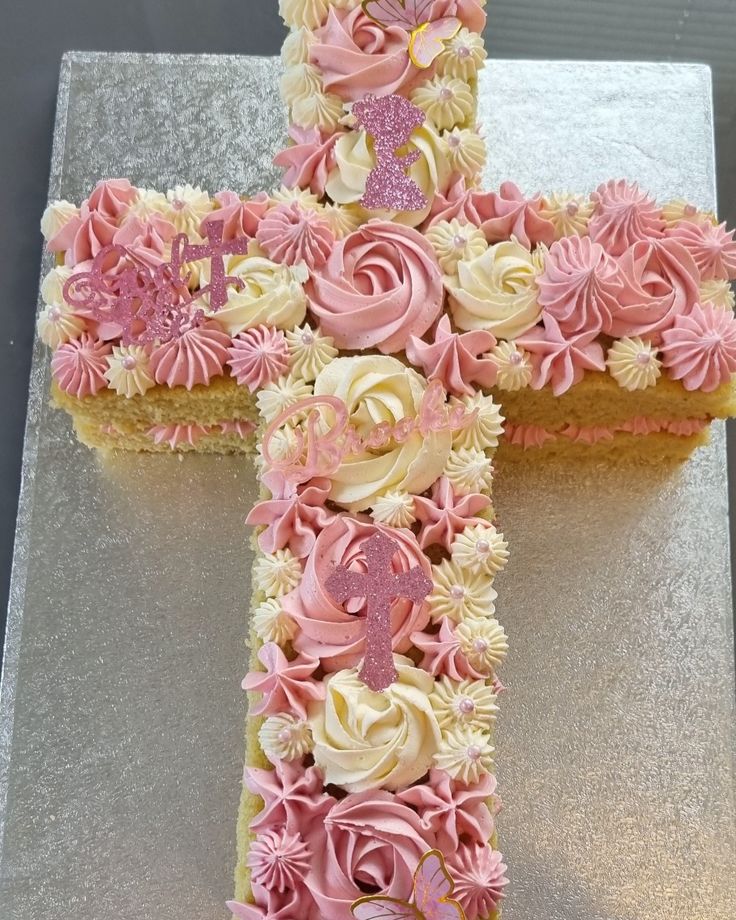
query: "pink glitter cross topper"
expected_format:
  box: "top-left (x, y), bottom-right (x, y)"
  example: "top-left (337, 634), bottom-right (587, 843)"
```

top-left (325, 532), bottom-right (432, 692)
top-left (62, 219), bottom-right (248, 346)
top-left (353, 94), bottom-right (428, 212)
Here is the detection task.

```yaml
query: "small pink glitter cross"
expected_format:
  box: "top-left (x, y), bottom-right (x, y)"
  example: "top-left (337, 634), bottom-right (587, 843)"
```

top-left (179, 219), bottom-right (249, 312)
top-left (325, 532), bottom-right (432, 692)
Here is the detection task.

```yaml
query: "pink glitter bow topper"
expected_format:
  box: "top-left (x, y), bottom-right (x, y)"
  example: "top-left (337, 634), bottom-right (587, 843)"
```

top-left (352, 848), bottom-right (466, 920)
top-left (326, 532), bottom-right (433, 692)
top-left (353, 94), bottom-right (428, 212)
top-left (62, 220), bottom-right (248, 346)
top-left (362, 1), bottom-right (461, 68)
top-left (260, 379), bottom-right (479, 488)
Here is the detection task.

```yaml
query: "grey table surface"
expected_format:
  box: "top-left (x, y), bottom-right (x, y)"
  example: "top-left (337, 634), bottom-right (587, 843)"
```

top-left (2, 2), bottom-right (736, 655)
top-left (1, 52), bottom-right (734, 920)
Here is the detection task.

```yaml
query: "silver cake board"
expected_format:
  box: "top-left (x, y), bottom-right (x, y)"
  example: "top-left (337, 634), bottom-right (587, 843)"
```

top-left (0, 53), bottom-right (734, 920)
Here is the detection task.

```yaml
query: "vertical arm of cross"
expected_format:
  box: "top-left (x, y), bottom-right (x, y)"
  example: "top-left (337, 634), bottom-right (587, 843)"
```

top-left (182, 219), bottom-right (249, 312)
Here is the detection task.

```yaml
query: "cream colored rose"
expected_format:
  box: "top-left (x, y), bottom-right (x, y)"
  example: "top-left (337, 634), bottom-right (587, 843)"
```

top-left (309, 656), bottom-right (442, 792)
top-left (313, 356), bottom-right (452, 511)
top-left (447, 239), bottom-right (542, 339)
top-left (202, 255), bottom-right (307, 334)
top-left (324, 124), bottom-right (452, 229)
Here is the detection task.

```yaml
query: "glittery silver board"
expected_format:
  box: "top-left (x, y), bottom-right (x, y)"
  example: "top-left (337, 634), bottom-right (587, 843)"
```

top-left (0, 53), bottom-right (734, 920)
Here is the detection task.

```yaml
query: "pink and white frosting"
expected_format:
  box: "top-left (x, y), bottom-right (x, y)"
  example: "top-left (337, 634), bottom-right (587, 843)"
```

top-left (256, 202), bottom-right (335, 270)
top-left (112, 214), bottom-right (177, 269)
top-left (589, 180), bottom-right (665, 256)
top-left (411, 617), bottom-right (490, 682)
top-left (147, 423), bottom-right (209, 449)
top-left (479, 181), bottom-right (556, 249)
top-left (405, 315), bottom-right (498, 396)
top-left (414, 476), bottom-right (492, 552)
top-left (200, 190), bottom-right (269, 241)
top-left (661, 302), bottom-right (736, 391)
top-left (306, 220), bottom-right (443, 353)
top-left (47, 204), bottom-right (117, 267)
top-left (273, 125), bottom-right (343, 198)
top-left (149, 321), bottom-right (231, 390)
top-left (86, 178), bottom-right (138, 221)
top-left (242, 642), bottom-right (325, 720)
top-left (665, 219), bottom-right (736, 281)
top-left (246, 478), bottom-right (334, 558)
top-left (51, 333), bottom-right (112, 398)
top-left (282, 516), bottom-right (431, 672)
top-left (226, 326), bottom-right (290, 391)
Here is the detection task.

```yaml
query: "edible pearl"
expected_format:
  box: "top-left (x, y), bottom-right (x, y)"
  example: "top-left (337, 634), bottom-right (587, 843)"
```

top-left (636, 351), bottom-right (651, 366)
top-left (475, 539), bottom-right (490, 554)
top-left (473, 638), bottom-right (489, 654)
top-left (453, 233), bottom-right (466, 248)
top-left (459, 697), bottom-right (476, 714)
top-left (566, 201), bottom-right (580, 216)
top-left (121, 355), bottom-right (138, 370)
top-left (439, 87), bottom-right (454, 101)
top-left (450, 585), bottom-right (466, 600)
top-left (447, 134), bottom-right (461, 148)
top-left (48, 306), bottom-right (62, 321)
top-left (457, 46), bottom-right (470, 59)
top-left (467, 745), bottom-right (482, 761)
top-left (684, 203), bottom-right (697, 217)
top-left (278, 728), bottom-right (293, 744)
top-left (301, 331), bottom-right (315, 345)
top-left (508, 351), bottom-right (523, 366)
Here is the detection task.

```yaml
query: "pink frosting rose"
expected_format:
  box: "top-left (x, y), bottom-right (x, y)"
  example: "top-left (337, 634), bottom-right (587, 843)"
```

top-left (306, 220), bottom-right (443, 353)
top-left (607, 238), bottom-right (701, 340)
top-left (589, 179), bottom-right (665, 256)
top-left (661, 302), bottom-right (736, 391)
top-left (47, 203), bottom-right (117, 267)
top-left (149, 321), bottom-right (231, 390)
top-left (246, 478), bottom-right (334, 558)
top-left (50, 333), bottom-right (112, 398)
top-left (665, 219), bottom-right (736, 281)
top-left (303, 790), bottom-right (436, 918)
top-left (282, 515), bottom-right (431, 672)
top-left (86, 178), bottom-right (138, 221)
top-left (256, 202), bottom-right (335, 270)
top-left (273, 125), bottom-right (343, 198)
top-left (537, 236), bottom-right (624, 336)
top-left (310, 7), bottom-right (420, 103)
top-left (200, 190), bottom-right (269, 241)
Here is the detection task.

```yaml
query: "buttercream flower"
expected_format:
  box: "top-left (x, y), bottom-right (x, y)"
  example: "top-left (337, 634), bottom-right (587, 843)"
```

top-left (489, 340), bottom-right (533, 390)
top-left (246, 478), bottom-right (333, 559)
top-left (422, 174), bottom-right (489, 229)
top-left (444, 126), bottom-right (487, 181)
top-left (248, 828), bottom-right (311, 893)
top-left (104, 345), bottom-right (155, 398)
top-left (41, 199), bottom-right (80, 241)
top-left (537, 236), bottom-right (624, 335)
top-left (411, 75), bottom-right (474, 131)
top-left (666, 219), bottom-right (736, 281)
top-left (444, 448), bottom-right (494, 496)
top-left (447, 844), bottom-right (509, 918)
top-left (433, 724), bottom-right (494, 783)
top-left (281, 26), bottom-right (315, 66)
top-left (320, 201), bottom-right (363, 238)
top-left (451, 392), bottom-right (504, 450)
top-left (607, 238), bottom-right (700, 340)
top-left (165, 184), bottom-right (213, 237)
top-left (37, 303), bottom-right (86, 349)
top-left (280, 0), bottom-right (330, 30)
top-left (398, 769), bottom-right (497, 852)
top-left (405, 315), bottom-right (497, 396)
top-left (539, 192), bottom-right (594, 239)
top-left (227, 326), bottom-right (290, 392)
top-left (47, 203), bottom-right (117, 267)
top-left (291, 90), bottom-right (345, 133)
top-left (589, 179), bottom-right (665, 256)
top-left (256, 375), bottom-right (313, 424)
top-left (280, 61), bottom-right (323, 107)
top-left (660, 303), bottom-right (736, 391)
top-left (41, 265), bottom-right (73, 306)
top-left (370, 490), bottom-right (416, 528)
top-left (304, 790), bottom-right (436, 918)
top-left (253, 548), bottom-right (303, 597)
top-left (606, 337), bottom-right (662, 391)
top-left (517, 315), bottom-right (606, 396)
top-left (312, 356), bottom-right (452, 511)
top-left (285, 323), bottom-right (337, 382)
top-left (253, 598), bottom-right (297, 645)
top-left (270, 184), bottom-right (322, 211)
top-left (446, 239), bottom-right (542, 338)
top-left (244, 760), bottom-right (335, 834)
top-left (480, 181), bottom-right (556, 248)
top-left (430, 676), bottom-right (499, 731)
top-left (451, 523), bottom-right (508, 575)
top-left (283, 515), bottom-right (431, 671)
top-left (149, 322), bottom-right (230, 390)
top-left (310, 7), bottom-right (420, 103)
top-left (309, 655), bottom-right (442, 791)
top-left (273, 125), bottom-right (343, 199)
top-left (256, 202), bottom-right (335, 270)
top-left (112, 213), bottom-right (177, 269)
top-left (435, 27), bottom-right (487, 81)
top-left (200, 190), bottom-right (269, 242)
top-left (242, 642), bottom-right (325, 719)
top-left (307, 221), bottom-right (443, 353)
top-left (427, 558), bottom-right (497, 623)
top-left (51, 333), bottom-right (112, 398)
top-left (258, 713), bottom-right (314, 764)
top-left (424, 219), bottom-right (488, 274)
top-left (202, 255), bottom-right (307, 335)
top-left (412, 616), bottom-right (507, 680)
top-left (86, 178), bottom-right (138, 221)
top-left (699, 279), bottom-right (736, 311)
top-left (415, 478), bottom-right (493, 553)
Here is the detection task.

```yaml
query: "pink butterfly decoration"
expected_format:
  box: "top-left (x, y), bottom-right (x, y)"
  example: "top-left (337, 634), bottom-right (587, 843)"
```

top-left (362, 0), bottom-right (461, 68)
top-left (351, 850), bottom-right (466, 920)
